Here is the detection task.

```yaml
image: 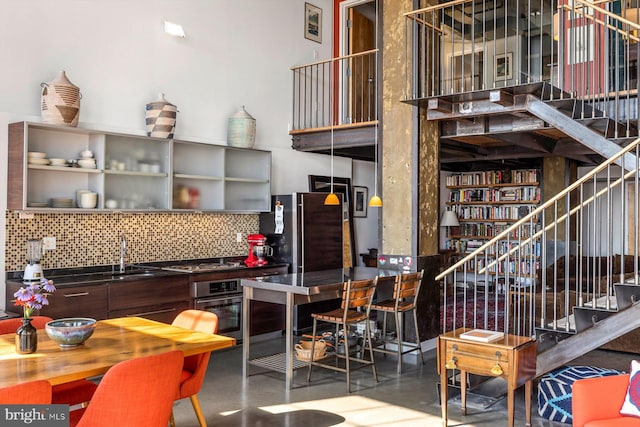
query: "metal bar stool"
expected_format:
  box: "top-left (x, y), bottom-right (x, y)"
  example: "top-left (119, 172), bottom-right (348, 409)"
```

top-left (370, 270), bottom-right (425, 374)
top-left (307, 277), bottom-right (379, 393)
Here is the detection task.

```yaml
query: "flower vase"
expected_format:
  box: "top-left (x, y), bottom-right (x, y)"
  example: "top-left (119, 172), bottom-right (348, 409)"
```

top-left (15, 318), bottom-right (37, 354)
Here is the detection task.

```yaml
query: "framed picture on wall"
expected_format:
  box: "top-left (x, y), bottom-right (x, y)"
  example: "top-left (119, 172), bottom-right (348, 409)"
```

top-left (496, 53), bottom-right (513, 80)
top-left (353, 186), bottom-right (368, 218)
top-left (304, 3), bottom-right (322, 43)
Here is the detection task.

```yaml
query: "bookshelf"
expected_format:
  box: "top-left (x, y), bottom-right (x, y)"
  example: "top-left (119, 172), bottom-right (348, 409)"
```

top-left (443, 169), bottom-right (541, 281)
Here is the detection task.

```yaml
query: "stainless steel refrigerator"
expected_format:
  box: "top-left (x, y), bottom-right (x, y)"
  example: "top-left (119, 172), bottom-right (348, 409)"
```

top-left (259, 192), bottom-right (344, 332)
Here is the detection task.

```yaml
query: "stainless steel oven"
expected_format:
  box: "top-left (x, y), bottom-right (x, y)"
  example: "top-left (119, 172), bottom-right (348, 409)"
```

top-left (191, 279), bottom-right (242, 341)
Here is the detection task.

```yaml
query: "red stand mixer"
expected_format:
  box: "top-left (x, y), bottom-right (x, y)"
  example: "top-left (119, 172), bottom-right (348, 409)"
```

top-left (244, 234), bottom-right (271, 267)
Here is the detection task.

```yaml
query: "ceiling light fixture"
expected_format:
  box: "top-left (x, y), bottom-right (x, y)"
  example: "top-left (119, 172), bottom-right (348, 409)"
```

top-left (164, 20), bottom-right (186, 38)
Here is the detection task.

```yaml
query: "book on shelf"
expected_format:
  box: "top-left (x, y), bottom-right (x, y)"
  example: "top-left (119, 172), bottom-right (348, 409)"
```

top-left (459, 329), bottom-right (505, 343)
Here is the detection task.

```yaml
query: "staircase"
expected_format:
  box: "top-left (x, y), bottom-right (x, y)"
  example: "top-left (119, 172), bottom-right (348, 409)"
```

top-left (405, 0), bottom-right (640, 377)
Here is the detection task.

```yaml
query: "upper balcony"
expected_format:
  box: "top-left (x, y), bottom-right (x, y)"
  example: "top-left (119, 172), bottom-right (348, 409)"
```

top-left (402, 0), bottom-right (640, 170)
top-left (289, 49), bottom-right (378, 161)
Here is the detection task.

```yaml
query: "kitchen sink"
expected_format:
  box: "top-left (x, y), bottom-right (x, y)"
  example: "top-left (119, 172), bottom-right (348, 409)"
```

top-left (108, 271), bottom-right (158, 280)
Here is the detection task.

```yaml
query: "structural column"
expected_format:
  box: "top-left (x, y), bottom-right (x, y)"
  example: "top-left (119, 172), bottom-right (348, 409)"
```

top-left (381, 0), bottom-right (439, 257)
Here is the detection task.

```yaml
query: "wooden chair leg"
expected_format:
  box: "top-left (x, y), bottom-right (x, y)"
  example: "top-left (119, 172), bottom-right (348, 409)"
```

top-left (190, 394), bottom-right (207, 427)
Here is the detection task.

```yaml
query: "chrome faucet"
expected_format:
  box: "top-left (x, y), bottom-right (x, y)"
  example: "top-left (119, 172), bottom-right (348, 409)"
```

top-left (119, 233), bottom-right (127, 273)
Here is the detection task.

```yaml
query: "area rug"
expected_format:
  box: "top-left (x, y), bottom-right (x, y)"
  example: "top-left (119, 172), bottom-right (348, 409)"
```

top-left (440, 293), bottom-right (506, 332)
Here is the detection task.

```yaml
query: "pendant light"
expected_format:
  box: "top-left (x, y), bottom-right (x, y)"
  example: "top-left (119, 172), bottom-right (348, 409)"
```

top-left (325, 59), bottom-right (340, 206)
top-left (369, 1), bottom-right (382, 208)
top-left (324, 121), bottom-right (340, 205)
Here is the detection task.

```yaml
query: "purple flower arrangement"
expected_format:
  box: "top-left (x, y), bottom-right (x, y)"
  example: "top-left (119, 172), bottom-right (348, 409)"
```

top-left (14, 278), bottom-right (56, 319)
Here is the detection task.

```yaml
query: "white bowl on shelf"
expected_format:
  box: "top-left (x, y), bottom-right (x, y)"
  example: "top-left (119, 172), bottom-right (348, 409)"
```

top-left (77, 159), bottom-right (96, 169)
top-left (27, 151), bottom-right (47, 159)
top-left (49, 158), bottom-right (67, 166)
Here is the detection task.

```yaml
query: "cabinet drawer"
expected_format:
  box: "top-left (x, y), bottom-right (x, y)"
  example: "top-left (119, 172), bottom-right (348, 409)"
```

top-left (445, 341), bottom-right (510, 376)
top-left (42, 283), bottom-right (109, 320)
top-left (109, 276), bottom-right (190, 311)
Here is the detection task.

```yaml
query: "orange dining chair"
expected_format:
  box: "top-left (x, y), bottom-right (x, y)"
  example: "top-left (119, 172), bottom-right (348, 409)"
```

top-left (0, 316), bottom-right (98, 407)
top-left (0, 380), bottom-right (52, 404)
top-left (69, 350), bottom-right (184, 427)
top-left (170, 309), bottom-right (219, 427)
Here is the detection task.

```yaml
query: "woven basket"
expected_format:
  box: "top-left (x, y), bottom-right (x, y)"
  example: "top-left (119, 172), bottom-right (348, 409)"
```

top-left (295, 340), bottom-right (327, 361)
top-left (40, 70), bottom-right (81, 127)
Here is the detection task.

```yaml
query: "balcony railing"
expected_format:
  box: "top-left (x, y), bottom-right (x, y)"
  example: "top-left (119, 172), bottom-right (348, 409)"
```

top-left (404, 0), bottom-right (640, 138)
top-left (291, 49), bottom-right (378, 132)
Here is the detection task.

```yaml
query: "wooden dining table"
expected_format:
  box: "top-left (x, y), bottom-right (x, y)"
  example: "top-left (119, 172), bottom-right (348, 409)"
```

top-left (0, 316), bottom-right (236, 388)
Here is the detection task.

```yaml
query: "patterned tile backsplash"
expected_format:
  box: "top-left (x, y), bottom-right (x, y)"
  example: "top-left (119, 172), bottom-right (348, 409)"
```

top-left (5, 211), bottom-right (258, 272)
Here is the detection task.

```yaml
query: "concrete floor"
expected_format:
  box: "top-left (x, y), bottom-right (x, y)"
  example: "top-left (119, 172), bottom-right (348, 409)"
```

top-left (171, 335), bottom-right (637, 427)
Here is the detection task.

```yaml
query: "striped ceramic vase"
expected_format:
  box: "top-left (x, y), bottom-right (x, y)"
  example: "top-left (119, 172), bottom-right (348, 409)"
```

top-left (145, 94), bottom-right (177, 139)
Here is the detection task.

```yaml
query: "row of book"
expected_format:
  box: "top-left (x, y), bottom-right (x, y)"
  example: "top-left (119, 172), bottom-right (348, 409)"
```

top-left (447, 187), bottom-right (540, 203)
top-left (452, 205), bottom-right (536, 220)
top-left (444, 239), bottom-right (542, 258)
top-left (452, 222), bottom-right (539, 239)
top-left (445, 169), bottom-right (539, 186)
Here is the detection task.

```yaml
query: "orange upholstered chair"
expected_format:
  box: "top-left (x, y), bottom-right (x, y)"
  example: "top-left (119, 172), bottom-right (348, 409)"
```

top-left (572, 373), bottom-right (634, 427)
top-left (170, 309), bottom-right (219, 427)
top-left (0, 380), bottom-right (52, 404)
top-left (69, 350), bottom-right (184, 427)
top-left (0, 316), bottom-right (98, 406)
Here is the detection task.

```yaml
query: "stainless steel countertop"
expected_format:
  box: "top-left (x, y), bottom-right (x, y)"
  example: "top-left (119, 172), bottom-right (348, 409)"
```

top-left (240, 267), bottom-right (396, 295)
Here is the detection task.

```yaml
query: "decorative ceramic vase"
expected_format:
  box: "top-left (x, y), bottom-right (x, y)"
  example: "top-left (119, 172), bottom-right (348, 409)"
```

top-left (227, 106), bottom-right (256, 148)
top-left (15, 318), bottom-right (37, 354)
top-left (145, 94), bottom-right (177, 139)
top-left (41, 70), bottom-right (81, 127)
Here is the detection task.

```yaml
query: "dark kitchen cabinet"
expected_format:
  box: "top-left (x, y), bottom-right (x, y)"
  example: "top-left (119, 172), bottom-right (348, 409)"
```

top-left (109, 275), bottom-right (191, 324)
top-left (5, 282), bottom-right (109, 320)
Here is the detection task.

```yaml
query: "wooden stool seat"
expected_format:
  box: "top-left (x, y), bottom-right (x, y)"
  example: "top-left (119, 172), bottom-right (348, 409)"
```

top-left (307, 277), bottom-right (379, 393)
top-left (371, 270), bottom-right (425, 374)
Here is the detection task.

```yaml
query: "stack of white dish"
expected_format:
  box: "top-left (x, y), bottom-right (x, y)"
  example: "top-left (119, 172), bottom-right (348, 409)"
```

top-left (76, 190), bottom-right (98, 208)
top-left (49, 158), bottom-right (67, 167)
top-left (77, 158), bottom-right (96, 169)
top-left (50, 198), bottom-right (74, 208)
top-left (78, 149), bottom-right (96, 169)
top-left (28, 151), bottom-right (50, 165)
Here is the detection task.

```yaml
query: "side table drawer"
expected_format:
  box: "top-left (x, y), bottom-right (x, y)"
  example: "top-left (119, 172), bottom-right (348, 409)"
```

top-left (445, 341), bottom-right (510, 376)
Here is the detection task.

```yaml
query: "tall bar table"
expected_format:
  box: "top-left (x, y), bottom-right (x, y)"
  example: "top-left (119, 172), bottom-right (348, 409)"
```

top-left (241, 267), bottom-right (391, 390)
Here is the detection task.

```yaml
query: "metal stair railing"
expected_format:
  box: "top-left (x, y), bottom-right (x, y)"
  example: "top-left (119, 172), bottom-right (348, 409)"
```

top-left (436, 135), bottom-right (640, 339)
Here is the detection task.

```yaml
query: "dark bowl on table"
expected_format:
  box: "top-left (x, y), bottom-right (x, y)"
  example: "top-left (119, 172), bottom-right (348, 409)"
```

top-left (45, 318), bottom-right (97, 348)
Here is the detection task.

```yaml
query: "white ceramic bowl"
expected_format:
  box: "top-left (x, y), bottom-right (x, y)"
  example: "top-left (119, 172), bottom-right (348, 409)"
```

top-left (79, 150), bottom-right (94, 159)
top-left (49, 158), bottom-right (67, 166)
top-left (78, 191), bottom-right (97, 208)
top-left (77, 159), bottom-right (96, 168)
top-left (27, 151), bottom-right (47, 159)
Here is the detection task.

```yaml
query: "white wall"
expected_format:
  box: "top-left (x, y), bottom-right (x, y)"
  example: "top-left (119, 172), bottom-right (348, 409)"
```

top-left (0, 1), bottom-right (377, 286)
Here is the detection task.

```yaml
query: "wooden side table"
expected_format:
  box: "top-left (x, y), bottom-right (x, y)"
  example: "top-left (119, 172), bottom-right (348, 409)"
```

top-left (437, 328), bottom-right (537, 427)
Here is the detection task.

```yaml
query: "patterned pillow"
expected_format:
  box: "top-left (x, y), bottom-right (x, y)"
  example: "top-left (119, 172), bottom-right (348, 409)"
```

top-left (538, 365), bottom-right (622, 423)
top-left (620, 360), bottom-right (640, 417)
